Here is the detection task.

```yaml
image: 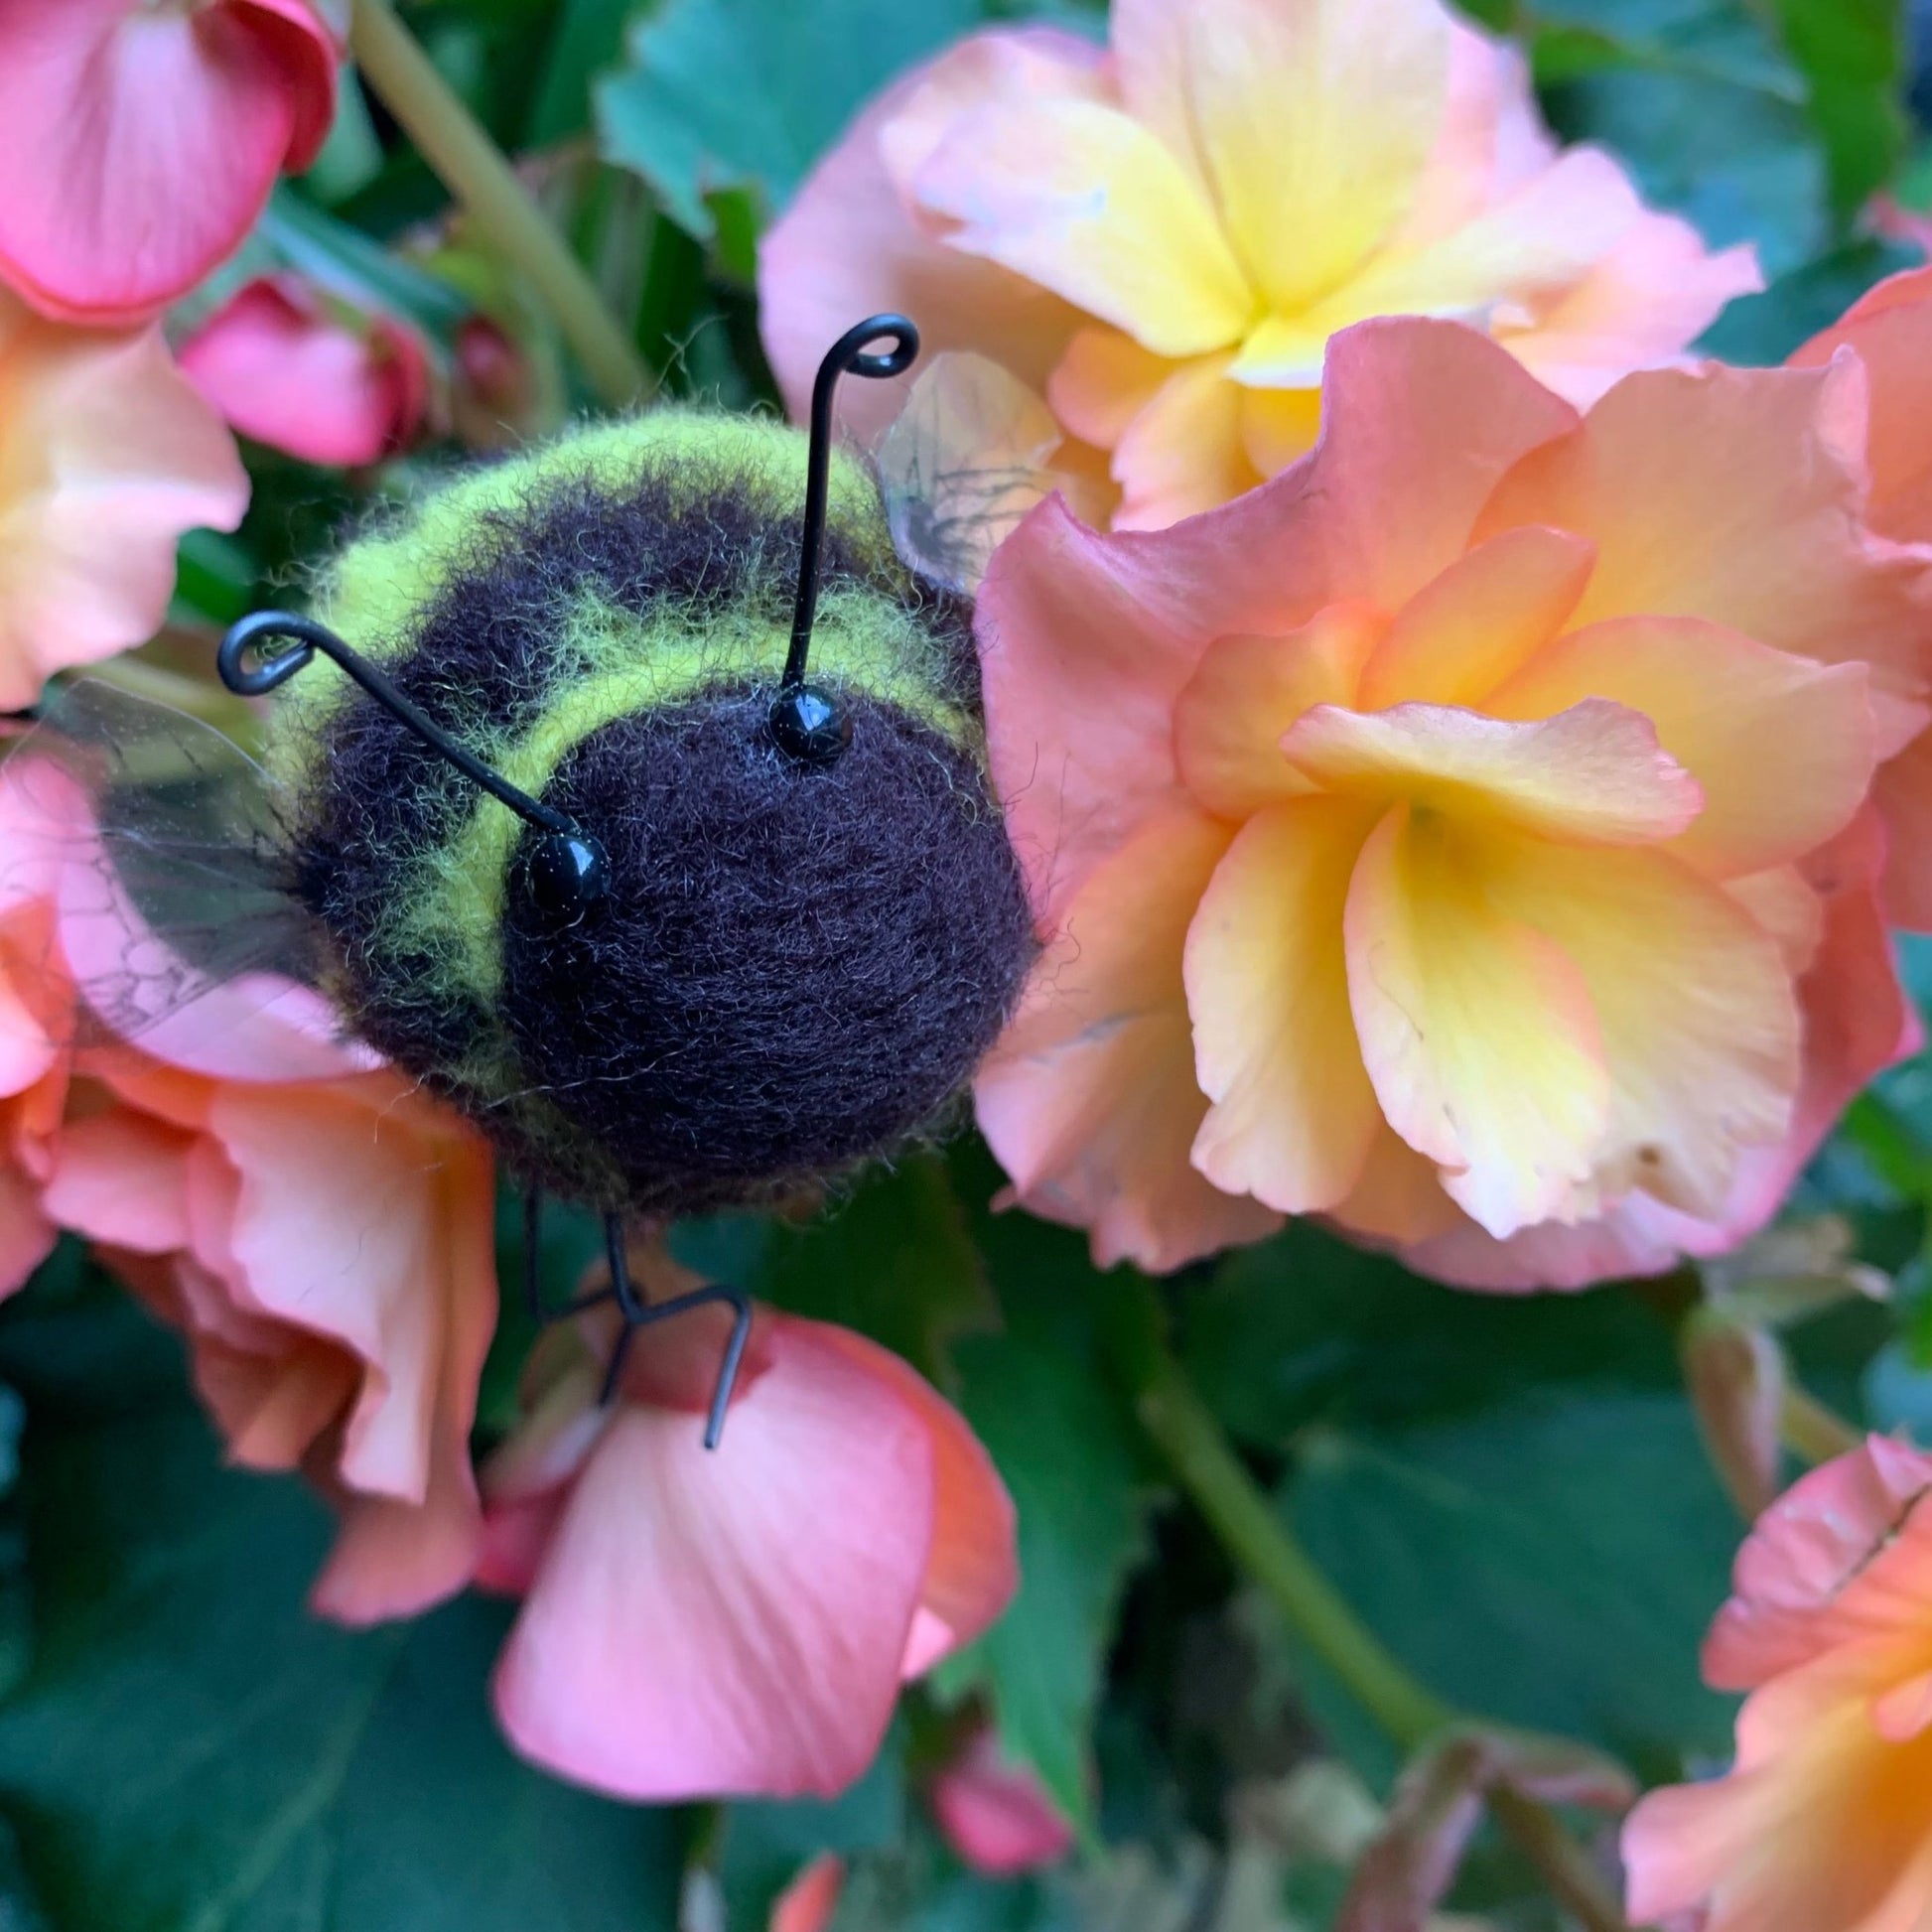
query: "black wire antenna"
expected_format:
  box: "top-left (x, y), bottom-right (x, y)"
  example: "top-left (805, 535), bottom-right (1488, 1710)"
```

top-left (218, 611), bottom-right (611, 928)
top-left (767, 312), bottom-right (920, 762)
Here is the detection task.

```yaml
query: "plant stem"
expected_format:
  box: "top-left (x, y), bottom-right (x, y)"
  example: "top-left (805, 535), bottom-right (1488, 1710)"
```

top-left (1127, 1338), bottom-right (1631, 1932)
top-left (348, 0), bottom-right (651, 409)
top-left (1780, 1383), bottom-right (1864, 1465)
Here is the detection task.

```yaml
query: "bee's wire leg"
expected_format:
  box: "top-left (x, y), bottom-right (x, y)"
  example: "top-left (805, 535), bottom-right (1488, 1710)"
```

top-left (595, 1213), bottom-right (753, 1451)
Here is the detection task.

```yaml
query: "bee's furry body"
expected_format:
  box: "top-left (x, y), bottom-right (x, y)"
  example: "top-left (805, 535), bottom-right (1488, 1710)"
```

top-left (269, 411), bottom-right (1035, 1214)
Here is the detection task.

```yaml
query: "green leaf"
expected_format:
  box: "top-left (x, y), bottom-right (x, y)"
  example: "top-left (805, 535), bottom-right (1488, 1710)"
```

top-left (524, 0), bottom-right (637, 145)
top-left (1183, 1222), bottom-right (1680, 1450)
top-left (0, 1320), bottom-right (684, 1932)
top-left (1533, 0), bottom-right (1829, 276)
top-left (1698, 235), bottom-right (1919, 360)
top-left (1770, 0), bottom-right (1907, 224)
top-left (722, 1728), bottom-right (906, 1922)
top-left (930, 1162), bottom-right (1155, 1837)
top-left (1283, 1389), bottom-right (1739, 1785)
top-left (673, 1157), bottom-right (996, 1384)
top-left (596, 0), bottom-right (981, 239)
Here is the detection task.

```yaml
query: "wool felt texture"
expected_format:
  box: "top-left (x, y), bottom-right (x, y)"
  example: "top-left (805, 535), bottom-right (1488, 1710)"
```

top-left (273, 407), bottom-right (1033, 1212)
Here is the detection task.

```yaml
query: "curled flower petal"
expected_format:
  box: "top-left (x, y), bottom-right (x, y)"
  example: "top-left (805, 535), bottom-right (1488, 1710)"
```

top-left (0, 293), bottom-right (248, 709)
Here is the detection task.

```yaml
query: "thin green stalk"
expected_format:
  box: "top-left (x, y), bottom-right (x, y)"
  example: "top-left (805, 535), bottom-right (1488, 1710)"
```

top-left (349, 0), bottom-right (651, 409)
top-left (1780, 1383), bottom-right (1864, 1466)
top-left (1127, 1337), bottom-right (1631, 1932)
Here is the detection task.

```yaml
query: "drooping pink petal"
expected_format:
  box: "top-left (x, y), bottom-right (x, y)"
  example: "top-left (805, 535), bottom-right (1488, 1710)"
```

top-left (491, 1316), bottom-right (941, 1801)
top-left (179, 276), bottom-right (430, 469)
top-left (0, 293), bottom-right (248, 708)
top-left (0, 0), bottom-right (340, 324)
top-left (975, 809), bottom-right (1282, 1273)
top-left (805, 1323), bottom-right (1016, 1678)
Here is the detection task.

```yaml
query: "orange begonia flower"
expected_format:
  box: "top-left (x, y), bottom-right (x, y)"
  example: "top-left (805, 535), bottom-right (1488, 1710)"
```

top-left (975, 318), bottom-right (1924, 1285)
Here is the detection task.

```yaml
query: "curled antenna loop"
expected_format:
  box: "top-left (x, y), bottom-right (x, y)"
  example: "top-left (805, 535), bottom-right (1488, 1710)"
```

top-left (770, 315), bottom-right (919, 765)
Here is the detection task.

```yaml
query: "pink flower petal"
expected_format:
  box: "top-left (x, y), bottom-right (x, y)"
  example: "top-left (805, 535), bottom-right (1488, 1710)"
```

top-left (1356, 524), bottom-right (1596, 710)
top-left (0, 294), bottom-right (247, 707)
top-left (1283, 698), bottom-right (1703, 845)
top-left (1489, 618), bottom-right (1876, 879)
top-left (0, 0), bottom-right (338, 324)
top-left (759, 30), bottom-right (1101, 444)
top-left (808, 1326), bottom-right (1016, 1677)
top-left (976, 810), bottom-right (1283, 1273)
top-left (180, 276), bottom-right (430, 469)
top-left (1703, 1437), bottom-right (1932, 1692)
top-left (1475, 353), bottom-right (1930, 749)
top-left (1184, 796), bottom-right (1384, 1213)
top-left (1174, 604), bottom-right (1387, 819)
top-left (929, 1727), bottom-right (1075, 1875)
top-left (1345, 805), bottom-right (1611, 1237)
top-left (491, 1317), bottom-right (940, 1801)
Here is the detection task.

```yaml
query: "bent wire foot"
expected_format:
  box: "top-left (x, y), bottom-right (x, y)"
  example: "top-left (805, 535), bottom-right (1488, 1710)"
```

top-left (521, 1192), bottom-right (753, 1449)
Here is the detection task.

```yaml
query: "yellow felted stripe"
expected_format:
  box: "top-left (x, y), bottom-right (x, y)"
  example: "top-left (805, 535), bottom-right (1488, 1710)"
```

top-left (263, 407), bottom-right (897, 795)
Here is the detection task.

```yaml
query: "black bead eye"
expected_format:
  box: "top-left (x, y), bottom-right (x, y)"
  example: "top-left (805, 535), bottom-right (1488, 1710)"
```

top-left (767, 683), bottom-right (852, 766)
top-left (520, 831), bottom-right (609, 928)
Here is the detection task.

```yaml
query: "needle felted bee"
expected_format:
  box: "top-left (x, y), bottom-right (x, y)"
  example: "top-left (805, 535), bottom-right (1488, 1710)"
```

top-left (21, 317), bottom-right (1038, 1444)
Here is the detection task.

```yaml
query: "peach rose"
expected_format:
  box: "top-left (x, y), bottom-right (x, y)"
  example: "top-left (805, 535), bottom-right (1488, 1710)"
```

top-left (759, 0), bottom-right (1757, 528)
top-left (975, 317), bottom-right (1925, 1285)
top-left (478, 1246), bottom-right (1017, 1801)
top-left (1623, 1439), bottom-right (1932, 1932)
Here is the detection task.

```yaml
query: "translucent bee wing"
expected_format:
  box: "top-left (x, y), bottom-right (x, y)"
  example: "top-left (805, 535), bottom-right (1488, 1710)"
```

top-left (878, 352), bottom-right (1068, 597)
top-left (0, 677), bottom-right (335, 1053)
